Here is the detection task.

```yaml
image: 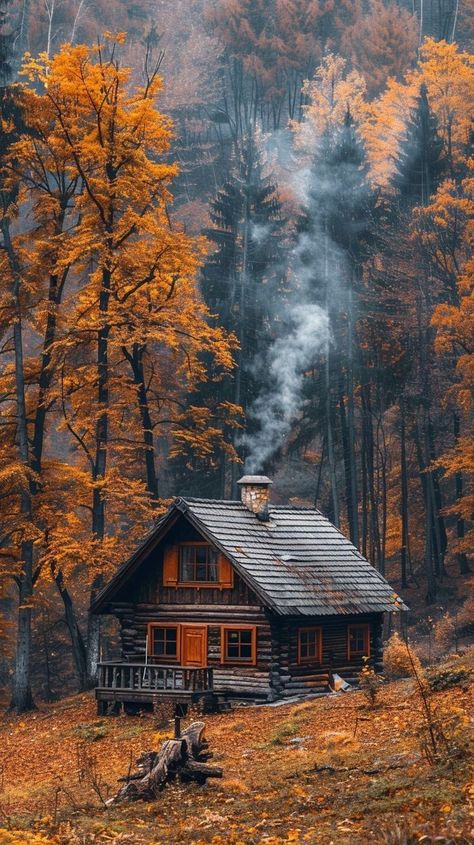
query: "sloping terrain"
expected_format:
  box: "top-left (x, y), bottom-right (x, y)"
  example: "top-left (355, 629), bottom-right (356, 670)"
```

top-left (0, 670), bottom-right (472, 845)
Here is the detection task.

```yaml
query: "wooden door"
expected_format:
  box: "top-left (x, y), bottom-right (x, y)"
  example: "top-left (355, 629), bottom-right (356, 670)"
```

top-left (181, 625), bottom-right (208, 667)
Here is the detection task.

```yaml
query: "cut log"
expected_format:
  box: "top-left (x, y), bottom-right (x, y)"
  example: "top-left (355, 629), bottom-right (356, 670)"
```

top-left (109, 721), bottom-right (223, 804)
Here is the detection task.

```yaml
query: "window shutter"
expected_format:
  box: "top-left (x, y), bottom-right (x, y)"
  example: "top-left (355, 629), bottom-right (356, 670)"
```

top-left (163, 545), bottom-right (179, 586)
top-left (219, 555), bottom-right (234, 589)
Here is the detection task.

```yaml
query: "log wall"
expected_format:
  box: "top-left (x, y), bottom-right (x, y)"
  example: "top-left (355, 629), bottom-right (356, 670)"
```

top-left (269, 613), bottom-right (384, 697)
top-left (112, 602), bottom-right (272, 698)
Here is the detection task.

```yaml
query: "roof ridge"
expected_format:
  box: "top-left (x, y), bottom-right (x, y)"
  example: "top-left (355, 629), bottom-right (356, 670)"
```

top-left (181, 497), bottom-right (321, 512)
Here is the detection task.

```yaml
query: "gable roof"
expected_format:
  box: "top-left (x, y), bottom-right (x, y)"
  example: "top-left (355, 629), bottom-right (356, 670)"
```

top-left (91, 497), bottom-right (407, 616)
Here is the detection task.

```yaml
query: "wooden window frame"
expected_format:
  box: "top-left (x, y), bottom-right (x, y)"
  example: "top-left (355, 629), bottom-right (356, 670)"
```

top-left (220, 624), bottom-right (257, 666)
top-left (147, 622), bottom-right (180, 663)
top-left (297, 626), bottom-right (323, 665)
top-left (177, 542), bottom-right (220, 587)
top-left (347, 623), bottom-right (370, 660)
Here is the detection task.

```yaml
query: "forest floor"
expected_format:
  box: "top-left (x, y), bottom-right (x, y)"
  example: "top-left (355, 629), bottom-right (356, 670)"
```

top-left (0, 660), bottom-right (472, 845)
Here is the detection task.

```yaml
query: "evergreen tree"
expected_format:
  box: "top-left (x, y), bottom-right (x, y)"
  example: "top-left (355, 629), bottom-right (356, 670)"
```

top-left (392, 83), bottom-right (446, 207)
top-left (297, 108), bottom-right (378, 547)
top-left (173, 132), bottom-right (286, 497)
top-left (391, 82), bottom-right (449, 598)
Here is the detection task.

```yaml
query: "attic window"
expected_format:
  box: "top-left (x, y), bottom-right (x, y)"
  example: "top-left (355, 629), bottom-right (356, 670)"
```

top-left (179, 543), bottom-right (219, 583)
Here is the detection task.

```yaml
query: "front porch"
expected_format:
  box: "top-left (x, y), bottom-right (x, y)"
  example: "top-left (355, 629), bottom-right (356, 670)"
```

top-left (96, 661), bottom-right (215, 714)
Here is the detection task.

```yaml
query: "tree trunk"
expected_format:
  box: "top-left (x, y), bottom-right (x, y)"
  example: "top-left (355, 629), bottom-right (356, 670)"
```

top-left (231, 167), bottom-right (250, 497)
top-left (453, 413), bottom-right (469, 574)
top-left (88, 265), bottom-right (111, 684)
top-left (400, 399), bottom-right (409, 589)
top-left (361, 423), bottom-right (368, 560)
top-left (361, 384), bottom-right (382, 571)
top-left (1, 216), bottom-right (36, 713)
top-left (31, 266), bottom-right (67, 476)
top-left (51, 562), bottom-right (88, 690)
top-left (338, 389), bottom-right (355, 541)
top-left (124, 344), bottom-right (159, 500)
top-left (324, 226), bottom-right (339, 527)
top-left (414, 420), bottom-right (437, 602)
top-left (346, 280), bottom-right (359, 548)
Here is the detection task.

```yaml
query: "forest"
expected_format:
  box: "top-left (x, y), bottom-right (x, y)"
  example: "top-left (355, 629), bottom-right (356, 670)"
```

top-left (0, 0), bottom-right (472, 841)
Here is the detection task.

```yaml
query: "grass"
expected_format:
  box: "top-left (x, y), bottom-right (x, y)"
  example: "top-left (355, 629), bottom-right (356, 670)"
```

top-left (73, 721), bottom-right (108, 742)
top-left (261, 717), bottom-right (301, 746)
top-left (0, 676), bottom-right (471, 845)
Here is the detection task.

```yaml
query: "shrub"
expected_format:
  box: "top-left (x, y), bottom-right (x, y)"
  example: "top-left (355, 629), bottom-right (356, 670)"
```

top-left (420, 702), bottom-right (474, 768)
top-left (457, 594), bottom-right (474, 635)
top-left (383, 633), bottom-right (423, 679)
top-left (427, 663), bottom-right (474, 691)
top-left (358, 657), bottom-right (383, 706)
top-left (434, 613), bottom-right (457, 652)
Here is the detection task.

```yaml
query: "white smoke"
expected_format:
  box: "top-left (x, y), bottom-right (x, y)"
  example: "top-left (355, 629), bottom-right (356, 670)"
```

top-left (241, 131), bottom-right (344, 473)
top-left (244, 302), bottom-right (330, 472)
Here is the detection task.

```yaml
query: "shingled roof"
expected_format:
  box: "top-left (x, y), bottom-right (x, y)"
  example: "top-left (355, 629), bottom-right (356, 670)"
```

top-left (92, 497), bottom-right (406, 616)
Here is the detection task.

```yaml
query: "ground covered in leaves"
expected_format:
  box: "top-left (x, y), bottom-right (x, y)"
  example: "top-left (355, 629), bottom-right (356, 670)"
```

top-left (0, 671), bottom-right (472, 845)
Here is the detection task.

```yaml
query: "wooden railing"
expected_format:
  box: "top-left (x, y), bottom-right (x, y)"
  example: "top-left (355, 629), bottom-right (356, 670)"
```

top-left (97, 661), bottom-right (213, 694)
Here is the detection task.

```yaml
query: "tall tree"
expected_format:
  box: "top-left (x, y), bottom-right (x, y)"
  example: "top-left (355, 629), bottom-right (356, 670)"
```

top-left (1, 36), bottom-right (235, 692)
top-left (0, 0), bottom-right (38, 712)
top-left (390, 80), bottom-right (448, 597)
top-left (181, 131), bottom-right (285, 496)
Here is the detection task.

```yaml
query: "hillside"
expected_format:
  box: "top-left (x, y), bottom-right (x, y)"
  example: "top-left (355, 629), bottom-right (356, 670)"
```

top-left (0, 663), bottom-right (472, 845)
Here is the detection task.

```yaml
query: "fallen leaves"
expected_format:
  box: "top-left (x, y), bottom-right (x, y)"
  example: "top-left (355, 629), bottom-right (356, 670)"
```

top-left (0, 677), bottom-right (471, 845)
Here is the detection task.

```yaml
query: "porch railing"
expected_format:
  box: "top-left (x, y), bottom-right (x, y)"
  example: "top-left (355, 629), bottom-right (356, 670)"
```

top-left (97, 661), bottom-right (213, 694)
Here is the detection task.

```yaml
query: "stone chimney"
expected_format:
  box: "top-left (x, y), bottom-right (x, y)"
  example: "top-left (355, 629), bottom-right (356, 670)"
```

top-left (237, 475), bottom-right (272, 521)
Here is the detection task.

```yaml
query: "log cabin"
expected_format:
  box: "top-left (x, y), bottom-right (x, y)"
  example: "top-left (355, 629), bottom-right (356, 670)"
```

top-left (92, 476), bottom-right (406, 713)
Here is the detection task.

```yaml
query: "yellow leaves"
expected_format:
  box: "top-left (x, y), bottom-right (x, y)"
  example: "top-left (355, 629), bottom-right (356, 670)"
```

top-left (0, 832), bottom-right (54, 845)
top-left (102, 31), bottom-right (128, 45)
top-left (294, 54), bottom-right (367, 154)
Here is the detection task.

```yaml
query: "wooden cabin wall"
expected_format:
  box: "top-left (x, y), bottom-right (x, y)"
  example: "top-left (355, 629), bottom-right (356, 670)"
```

top-left (269, 613), bottom-right (384, 698)
top-left (108, 518), bottom-right (274, 698)
top-left (111, 603), bottom-right (272, 699)
top-left (113, 520), bottom-right (259, 608)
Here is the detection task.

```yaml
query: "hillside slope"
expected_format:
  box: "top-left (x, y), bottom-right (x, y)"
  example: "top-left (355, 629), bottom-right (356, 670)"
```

top-left (0, 670), bottom-right (472, 845)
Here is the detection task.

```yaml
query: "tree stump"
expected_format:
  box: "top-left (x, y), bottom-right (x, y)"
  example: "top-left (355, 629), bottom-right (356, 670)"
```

top-left (109, 721), bottom-right (223, 803)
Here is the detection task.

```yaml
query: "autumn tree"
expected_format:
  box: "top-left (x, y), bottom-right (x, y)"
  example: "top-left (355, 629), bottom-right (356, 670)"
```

top-left (342, 0), bottom-right (418, 98)
top-left (0, 0), bottom-right (38, 711)
top-left (0, 34), bottom-right (236, 703)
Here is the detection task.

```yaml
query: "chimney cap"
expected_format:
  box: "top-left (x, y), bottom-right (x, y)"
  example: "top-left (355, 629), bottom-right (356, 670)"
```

top-left (237, 475), bottom-right (273, 486)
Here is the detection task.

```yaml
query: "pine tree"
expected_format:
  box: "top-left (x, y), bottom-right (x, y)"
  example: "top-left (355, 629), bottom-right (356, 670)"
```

top-left (297, 108), bottom-right (378, 548)
top-left (390, 82), bottom-right (449, 598)
top-left (392, 83), bottom-right (446, 207)
top-left (175, 132), bottom-right (285, 497)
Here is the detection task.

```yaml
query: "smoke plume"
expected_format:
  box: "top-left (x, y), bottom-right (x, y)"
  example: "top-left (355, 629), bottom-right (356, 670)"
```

top-left (244, 300), bottom-right (329, 472)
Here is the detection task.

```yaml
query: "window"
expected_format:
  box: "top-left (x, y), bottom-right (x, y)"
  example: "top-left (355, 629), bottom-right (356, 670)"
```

top-left (348, 624), bottom-right (370, 659)
top-left (148, 624), bottom-right (179, 661)
top-left (298, 627), bottom-right (322, 664)
top-left (179, 544), bottom-right (219, 583)
top-left (221, 626), bottom-right (256, 665)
